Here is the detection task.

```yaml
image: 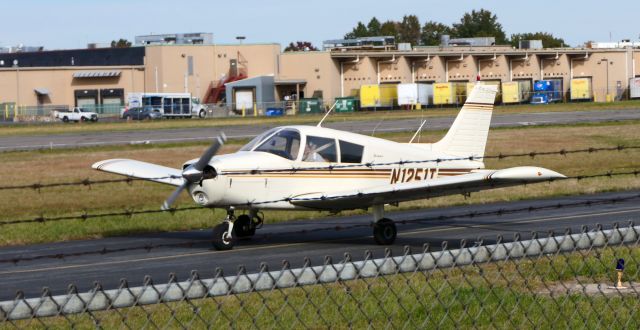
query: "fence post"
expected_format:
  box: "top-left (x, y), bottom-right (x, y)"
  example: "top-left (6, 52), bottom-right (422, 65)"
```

top-left (292, 102), bottom-right (296, 115)
top-left (253, 103), bottom-right (257, 117)
top-left (4, 104), bottom-right (7, 120)
top-left (242, 105), bottom-right (246, 117)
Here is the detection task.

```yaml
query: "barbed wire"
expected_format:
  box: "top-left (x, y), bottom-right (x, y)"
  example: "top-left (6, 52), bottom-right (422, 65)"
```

top-left (1, 144), bottom-right (639, 191)
top-left (1, 193), bottom-right (638, 265)
top-left (1, 169), bottom-right (638, 229)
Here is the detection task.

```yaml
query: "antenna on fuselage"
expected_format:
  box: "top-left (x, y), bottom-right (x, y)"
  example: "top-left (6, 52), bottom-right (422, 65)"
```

top-left (408, 120), bottom-right (427, 144)
top-left (316, 101), bottom-right (338, 127)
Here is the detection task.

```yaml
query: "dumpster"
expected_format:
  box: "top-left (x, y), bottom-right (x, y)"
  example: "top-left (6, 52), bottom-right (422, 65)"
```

top-left (334, 97), bottom-right (359, 112)
top-left (299, 98), bottom-right (323, 114)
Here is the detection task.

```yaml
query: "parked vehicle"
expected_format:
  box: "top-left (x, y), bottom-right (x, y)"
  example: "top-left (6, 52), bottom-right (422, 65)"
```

top-left (531, 80), bottom-right (563, 104)
top-left (126, 93), bottom-right (209, 119)
top-left (53, 107), bottom-right (98, 122)
top-left (122, 107), bottom-right (163, 120)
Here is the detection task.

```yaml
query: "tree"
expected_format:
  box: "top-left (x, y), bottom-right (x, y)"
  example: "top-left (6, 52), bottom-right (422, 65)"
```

top-left (380, 20), bottom-right (399, 40)
top-left (344, 22), bottom-right (369, 39)
top-left (110, 39), bottom-right (132, 48)
top-left (452, 9), bottom-right (507, 44)
top-left (284, 41), bottom-right (318, 52)
top-left (421, 21), bottom-right (453, 46)
top-left (367, 17), bottom-right (382, 36)
top-left (397, 15), bottom-right (421, 45)
top-left (510, 32), bottom-right (567, 48)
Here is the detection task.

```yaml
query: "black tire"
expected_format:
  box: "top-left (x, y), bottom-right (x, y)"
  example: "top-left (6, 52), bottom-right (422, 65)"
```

top-left (80, 117), bottom-right (86, 122)
top-left (124, 115), bottom-right (132, 121)
top-left (373, 218), bottom-right (397, 245)
top-left (92, 118), bottom-right (98, 122)
top-left (62, 116), bottom-right (69, 123)
top-left (234, 215), bottom-right (256, 238)
top-left (198, 110), bottom-right (206, 119)
top-left (212, 223), bottom-right (235, 250)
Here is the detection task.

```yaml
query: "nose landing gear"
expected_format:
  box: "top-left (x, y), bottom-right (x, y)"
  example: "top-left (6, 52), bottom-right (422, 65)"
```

top-left (212, 208), bottom-right (263, 250)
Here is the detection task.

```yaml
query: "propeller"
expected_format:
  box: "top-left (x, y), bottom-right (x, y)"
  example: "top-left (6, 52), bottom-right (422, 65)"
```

top-left (162, 133), bottom-right (227, 210)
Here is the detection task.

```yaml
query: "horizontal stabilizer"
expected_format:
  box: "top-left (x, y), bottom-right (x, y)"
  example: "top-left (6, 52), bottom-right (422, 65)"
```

top-left (92, 159), bottom-right (183, 186)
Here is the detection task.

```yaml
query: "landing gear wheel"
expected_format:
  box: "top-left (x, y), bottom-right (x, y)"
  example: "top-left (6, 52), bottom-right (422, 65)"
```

top-left (234, 214), bottom-right (256, 238)
top-left (212, 223), bottom-right (235, 250)
top-left (373, 218), bottom-right (397, 245)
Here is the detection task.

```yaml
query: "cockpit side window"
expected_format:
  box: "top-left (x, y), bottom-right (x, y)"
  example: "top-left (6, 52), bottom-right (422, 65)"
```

top-left (339, 140), bottom-right (364, 163)
top-left (254, 129), bottom-right (301, 160)
top-left (303, 136), bottom-right (337, 162)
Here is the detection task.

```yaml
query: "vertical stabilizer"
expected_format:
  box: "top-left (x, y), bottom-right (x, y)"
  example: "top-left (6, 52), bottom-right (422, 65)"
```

top-left (432, 83), bottom-right (498, 158)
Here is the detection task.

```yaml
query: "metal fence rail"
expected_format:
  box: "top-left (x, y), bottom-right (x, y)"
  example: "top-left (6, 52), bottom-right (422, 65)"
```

top-left (2, 222), bottom-right (640, 328)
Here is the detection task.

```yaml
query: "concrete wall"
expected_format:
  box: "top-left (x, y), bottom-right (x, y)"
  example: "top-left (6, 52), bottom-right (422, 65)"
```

top-left (278, 51), bottom-right (340, 101)
top-left (0, 66), bottom-right (144, 107)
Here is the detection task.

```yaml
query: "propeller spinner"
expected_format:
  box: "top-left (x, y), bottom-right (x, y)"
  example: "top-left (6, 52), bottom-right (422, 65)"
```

top-left (162, 133), bottom-right (227, 210)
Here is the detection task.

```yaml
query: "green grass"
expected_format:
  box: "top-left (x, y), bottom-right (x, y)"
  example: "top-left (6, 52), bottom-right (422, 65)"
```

top-left (12, 243), bottom-right (640, 328)
top-left (0, 121), bottom-right (639, 246)
top-left (4, 99), bottom-right (640, 137)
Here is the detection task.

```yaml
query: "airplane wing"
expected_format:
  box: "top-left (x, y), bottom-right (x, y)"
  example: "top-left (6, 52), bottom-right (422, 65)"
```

top-left (289, 166), bottom-right (565, 211)
top-left (92, 159), bottom-right (183, 186)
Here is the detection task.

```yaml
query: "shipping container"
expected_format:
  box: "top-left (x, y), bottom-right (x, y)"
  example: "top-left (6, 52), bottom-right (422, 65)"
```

top-left (502, 80), bottom-right (532, 104)
top-left (299, 98), bottom-right (323, 114)
top-left (433, 82), bottom-right (466, 105)
top-left (466, 81), bottom-right (501, 103)
top-left (531, 79), bottom-right (563, 104)
top-left (630, 77), bottom-right (640, 99)
top-left (397, 83), bottom-right (433, 106)
top-left (334, 97), bottom-right (359, 112)
top-left (570, 78), bottom-right (593, 100)
top-left (359, 84), bottom-right (397, 108)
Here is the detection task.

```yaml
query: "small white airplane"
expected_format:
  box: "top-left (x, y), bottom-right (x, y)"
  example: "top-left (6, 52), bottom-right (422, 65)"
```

top-left (93, 84), bottom-right (565, 250)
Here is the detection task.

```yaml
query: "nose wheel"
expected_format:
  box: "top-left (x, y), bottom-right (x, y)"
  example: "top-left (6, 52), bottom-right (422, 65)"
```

top-left (212, 208), bottom-right (263, 250)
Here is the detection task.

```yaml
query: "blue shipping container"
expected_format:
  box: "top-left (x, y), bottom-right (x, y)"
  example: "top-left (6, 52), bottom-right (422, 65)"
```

top-left (531, 80), bottom-right (563, 104)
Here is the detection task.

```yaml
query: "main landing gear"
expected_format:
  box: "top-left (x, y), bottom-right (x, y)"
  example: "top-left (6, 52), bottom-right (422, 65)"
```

top-left (212, 208), bottom-right (263, 250)
top-left (371, 205), bottom-right (397, 245)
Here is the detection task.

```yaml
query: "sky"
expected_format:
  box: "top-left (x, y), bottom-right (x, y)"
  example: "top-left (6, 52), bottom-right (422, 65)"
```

top-left (1, 0), bottom-right (638, 50)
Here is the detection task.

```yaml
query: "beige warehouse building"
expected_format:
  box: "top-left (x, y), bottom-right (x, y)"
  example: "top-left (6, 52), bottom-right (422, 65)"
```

top-left (1, 39), bottom-right (640, 113)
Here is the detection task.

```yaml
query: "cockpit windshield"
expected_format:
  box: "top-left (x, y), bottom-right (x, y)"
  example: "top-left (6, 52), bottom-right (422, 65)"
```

top-left (239, 128), bottom-right (279, 152)
top-left (253, 129), bottom-right (301, 160)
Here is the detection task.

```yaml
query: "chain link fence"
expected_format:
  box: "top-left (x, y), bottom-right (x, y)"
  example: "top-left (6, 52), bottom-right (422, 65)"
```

top-left (2, 222), bottom-right (640, 328)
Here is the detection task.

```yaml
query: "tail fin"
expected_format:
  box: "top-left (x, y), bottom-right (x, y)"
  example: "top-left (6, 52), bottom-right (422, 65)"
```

top-left (432, 83), bottom-right (498, 158)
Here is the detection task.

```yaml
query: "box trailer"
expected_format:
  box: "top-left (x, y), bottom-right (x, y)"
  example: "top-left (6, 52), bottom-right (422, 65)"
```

top-left (570, 78), bottom-right (593, 100)
top-left (502, 81), bottom-right (532, 104)
top-left (433, 82), bottom-right (466, 105)
top-left (630, 77), bottom-right (640, 99)
top-left (360, 84), bottom-right (397, 108)
top-left (397, 83), bottom-right (433, 106)
top-left (531, 79), bottom-right (563, 104)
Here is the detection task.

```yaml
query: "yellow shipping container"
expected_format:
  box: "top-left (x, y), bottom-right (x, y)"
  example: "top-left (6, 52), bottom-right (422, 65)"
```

top-left (434, 82), bottom-right (467, 105)
top-left (360, 84), bottom-right (397, 108)
top-left (571, 78), bottom-right (592, 100)
top-left (502, 82), bottom-right (520, 103)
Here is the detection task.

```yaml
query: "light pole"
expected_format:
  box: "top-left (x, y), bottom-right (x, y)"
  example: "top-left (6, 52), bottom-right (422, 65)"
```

top-left (13, 59), bottom-right (20, 108)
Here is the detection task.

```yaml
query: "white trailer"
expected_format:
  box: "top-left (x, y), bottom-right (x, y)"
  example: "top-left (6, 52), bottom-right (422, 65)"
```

top-left (397, 83), bottom-right (433, 106)
top-left (630, 78), bottom-right (640, 99)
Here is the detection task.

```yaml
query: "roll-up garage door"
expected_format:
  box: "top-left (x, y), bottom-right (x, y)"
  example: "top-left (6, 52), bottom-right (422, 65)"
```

top-left (234, 89), bottom-right (254, 111)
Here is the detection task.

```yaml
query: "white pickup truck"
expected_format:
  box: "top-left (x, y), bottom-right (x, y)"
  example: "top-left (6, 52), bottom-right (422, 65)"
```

top-left (53, 108), bottom-right (99, 122)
